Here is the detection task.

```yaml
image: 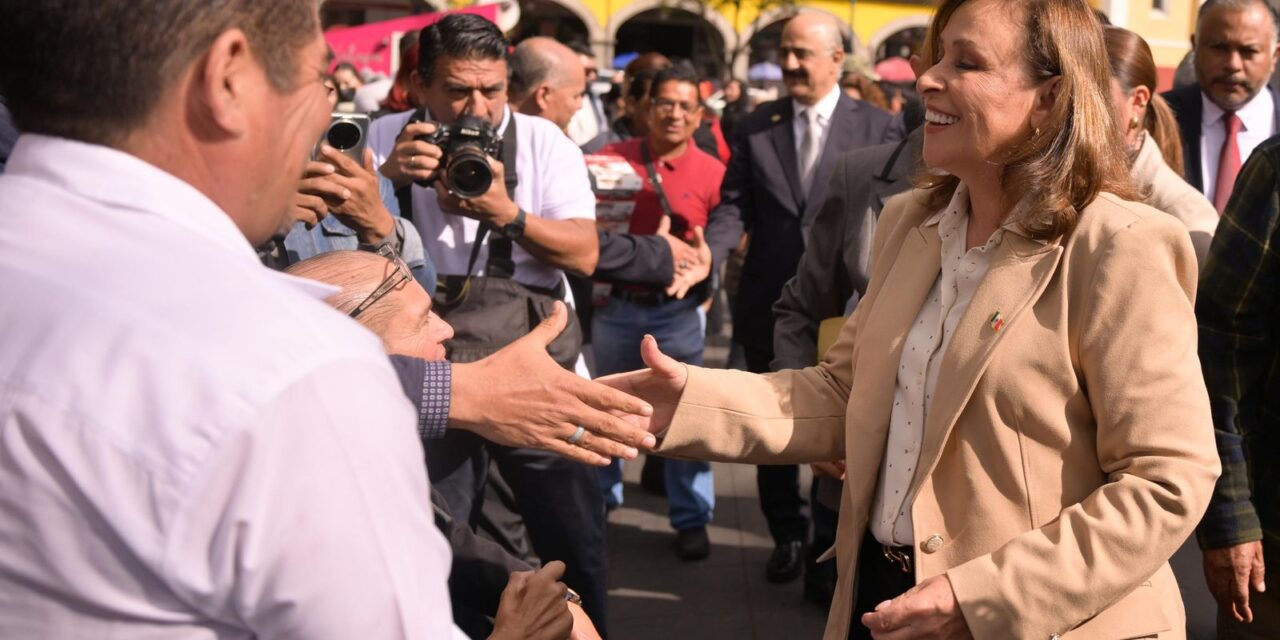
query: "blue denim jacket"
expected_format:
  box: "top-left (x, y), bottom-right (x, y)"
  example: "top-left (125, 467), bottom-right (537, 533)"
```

top-left (282, 175), bottom-right (436, 294)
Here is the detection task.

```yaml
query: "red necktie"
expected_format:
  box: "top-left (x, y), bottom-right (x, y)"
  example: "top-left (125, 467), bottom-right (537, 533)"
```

top-left (1213, 113), bottom-right (1243, 214)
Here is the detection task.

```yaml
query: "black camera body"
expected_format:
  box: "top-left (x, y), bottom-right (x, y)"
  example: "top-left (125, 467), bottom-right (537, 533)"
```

top-left (416, 115), bottom-right (503, 199)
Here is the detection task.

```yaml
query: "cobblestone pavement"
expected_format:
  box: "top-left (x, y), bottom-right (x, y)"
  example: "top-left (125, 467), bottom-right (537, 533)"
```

top-left (605, 458), bottom-right (829, 639)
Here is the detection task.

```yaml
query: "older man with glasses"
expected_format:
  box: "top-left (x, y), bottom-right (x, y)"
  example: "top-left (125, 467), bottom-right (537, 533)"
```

top-left (287, 249), bottom-right (604, 640)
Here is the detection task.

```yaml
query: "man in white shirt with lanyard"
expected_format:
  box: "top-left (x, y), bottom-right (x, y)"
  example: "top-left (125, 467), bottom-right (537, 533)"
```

top-left (368, 13), bottom-right (611, 633)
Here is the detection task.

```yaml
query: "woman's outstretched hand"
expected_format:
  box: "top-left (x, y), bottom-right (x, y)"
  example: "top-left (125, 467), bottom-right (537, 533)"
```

top-left (595, 335), bottom-right (689, 437)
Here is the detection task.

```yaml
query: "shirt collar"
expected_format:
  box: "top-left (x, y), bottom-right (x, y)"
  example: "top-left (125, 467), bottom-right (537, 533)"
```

top-left (8, 134), bottom-right (262, 264)
top-left (794, 84), bottom-right (842, 123)
top-left (6, 134), bottom-right (338, 303)
top-left (1201, 87), bottom-right (1275, 131)
top-left (922, 181), bottom-right (1044, 245)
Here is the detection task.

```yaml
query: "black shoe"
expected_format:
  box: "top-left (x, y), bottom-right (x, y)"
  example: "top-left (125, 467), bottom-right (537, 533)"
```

top-left (766, 540), bottom-right (805, 583)
top-left (640, 456), bottom-right (667, 496)
top-left (673, 526), bottom-right (710, 561)
top-left (803, 561), bottom-right (836, 607)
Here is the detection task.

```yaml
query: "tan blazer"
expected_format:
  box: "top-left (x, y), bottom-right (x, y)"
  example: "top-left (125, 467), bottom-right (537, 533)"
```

top-left (657, 190), bottom-right (1220, 639)
top-left (1131, 134), bottom-right (1219, 269)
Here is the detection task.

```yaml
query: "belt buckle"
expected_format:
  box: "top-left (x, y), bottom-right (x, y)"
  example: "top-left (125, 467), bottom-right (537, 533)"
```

top-left (882, 545), bottom-right (912, 574)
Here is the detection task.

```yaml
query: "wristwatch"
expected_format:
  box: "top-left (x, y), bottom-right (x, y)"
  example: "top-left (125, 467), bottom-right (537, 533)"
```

top-left (497, 208), bottom-right (526, 240)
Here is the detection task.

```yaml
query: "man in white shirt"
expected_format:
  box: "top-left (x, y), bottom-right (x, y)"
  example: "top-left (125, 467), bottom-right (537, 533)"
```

top-left (1164, 0), bottom-right (1280, 211)
top-left (0, 3), bottom-right (652, 639)
top-left (368, 14), bottom-right (612, 633)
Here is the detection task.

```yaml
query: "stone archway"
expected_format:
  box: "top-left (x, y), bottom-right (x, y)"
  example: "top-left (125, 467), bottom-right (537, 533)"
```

top-left (511, 0), bottom-right (607, 49)
top-left (607, 0), bottom-right (736, 77)
top-left (867, 16), bottom-right (931, 62)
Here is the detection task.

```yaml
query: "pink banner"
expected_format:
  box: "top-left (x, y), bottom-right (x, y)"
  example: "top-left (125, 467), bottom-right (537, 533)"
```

top-left (324, 7), bottom-right (499, 77)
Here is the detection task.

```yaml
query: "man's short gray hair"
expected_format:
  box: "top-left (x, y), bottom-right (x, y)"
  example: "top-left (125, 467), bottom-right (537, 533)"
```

top-left (0, 0), bottom-right (321, 146)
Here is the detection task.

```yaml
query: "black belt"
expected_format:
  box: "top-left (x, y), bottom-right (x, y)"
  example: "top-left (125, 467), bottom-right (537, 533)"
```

top-left (610, 287), bottom-right (670, 307)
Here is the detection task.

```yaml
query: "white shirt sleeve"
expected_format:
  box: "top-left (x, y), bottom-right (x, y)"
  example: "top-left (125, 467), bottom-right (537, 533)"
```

top-left (160, 358), bottom-right (453, 640)
top-left (532, 124), bottom-right (596, 222)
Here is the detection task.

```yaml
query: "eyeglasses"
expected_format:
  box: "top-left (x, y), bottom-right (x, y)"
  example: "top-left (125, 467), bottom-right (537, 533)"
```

top-left (652, 98), bottom-right (701, 116)
top-left (348, 244), bottom-right (413, 319)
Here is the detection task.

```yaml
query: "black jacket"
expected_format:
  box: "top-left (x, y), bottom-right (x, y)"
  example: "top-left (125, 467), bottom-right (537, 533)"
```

top-left (723, 93), bottom-right (904, 356)
top-left (1162, 83), bottom-right (1280, 192)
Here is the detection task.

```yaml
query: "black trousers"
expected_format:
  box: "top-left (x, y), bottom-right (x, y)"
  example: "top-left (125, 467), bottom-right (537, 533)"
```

top-left (849, 532), bottom-right (916, 640)
top-left (745, 344), bottom-right (811, 545)
top-left (426, 430), bottom-right (609, 636)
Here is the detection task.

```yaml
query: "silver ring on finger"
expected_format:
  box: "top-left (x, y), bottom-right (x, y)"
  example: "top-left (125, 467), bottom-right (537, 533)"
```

top-left (566, 425), bottom-right (586, 445)
top-left (679, 260), bottom-right (690, 269)
top-left (409, 155), bottom-right (419, 169)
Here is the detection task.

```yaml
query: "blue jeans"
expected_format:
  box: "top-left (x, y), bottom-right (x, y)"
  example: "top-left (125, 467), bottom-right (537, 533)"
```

top-left (592, 294), bottom-right (714, 532)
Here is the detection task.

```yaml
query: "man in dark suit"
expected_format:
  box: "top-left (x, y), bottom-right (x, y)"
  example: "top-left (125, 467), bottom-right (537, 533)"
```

top-left (716, 10), bottom-right (904, 584)
top-left (772, 129), bottom-right (922, 605)
top-left (1163, 0), bottom-right (1280, 212)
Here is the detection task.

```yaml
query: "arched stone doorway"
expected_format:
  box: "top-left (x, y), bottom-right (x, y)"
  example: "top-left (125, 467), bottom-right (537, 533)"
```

top-left (509, 0), bottom-right (605, 49)
top-left (867, 17), bottom-right (930, 63)
top-left (607, 0), bottom-right (735, 80)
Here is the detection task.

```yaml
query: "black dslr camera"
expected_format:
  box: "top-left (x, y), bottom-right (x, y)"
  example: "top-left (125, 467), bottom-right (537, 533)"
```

top-left (415, 114), bottom-right (504, 199)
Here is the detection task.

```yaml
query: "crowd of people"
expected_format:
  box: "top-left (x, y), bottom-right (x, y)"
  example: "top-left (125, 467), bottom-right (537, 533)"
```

top-left (0, 0), bottom-right (1279, 638)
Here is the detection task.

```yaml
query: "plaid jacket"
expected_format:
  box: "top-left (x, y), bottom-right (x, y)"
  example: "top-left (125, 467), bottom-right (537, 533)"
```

top-left (1196, 134), bottom-right (1280, 553)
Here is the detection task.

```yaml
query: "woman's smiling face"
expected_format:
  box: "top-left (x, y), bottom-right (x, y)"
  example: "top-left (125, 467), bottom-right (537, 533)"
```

top-left (916, 0), bottom-right (1046, 181)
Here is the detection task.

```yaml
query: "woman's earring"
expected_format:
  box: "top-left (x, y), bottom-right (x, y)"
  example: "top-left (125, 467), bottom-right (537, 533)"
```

top-left (1130, 115), bottom-right (1141, 130)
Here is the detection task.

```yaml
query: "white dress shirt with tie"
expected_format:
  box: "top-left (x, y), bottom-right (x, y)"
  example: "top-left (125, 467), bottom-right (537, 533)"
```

top-left (0, 135), bottom-right (454, 639)
top-left (1200, 88), bottom-right (1276, 205)
top-left (792, 85), bottom-right (842, 195)
top-left (869, 184), bottom-right (1043, 547)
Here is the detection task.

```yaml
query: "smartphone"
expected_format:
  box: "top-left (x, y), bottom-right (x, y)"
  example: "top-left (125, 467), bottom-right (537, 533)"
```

top-left (313, 112), bottom-right (369, 165)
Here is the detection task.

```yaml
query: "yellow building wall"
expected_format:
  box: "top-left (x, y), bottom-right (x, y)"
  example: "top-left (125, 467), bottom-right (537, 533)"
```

top-left (566, 0), bottom-right (1194, 80)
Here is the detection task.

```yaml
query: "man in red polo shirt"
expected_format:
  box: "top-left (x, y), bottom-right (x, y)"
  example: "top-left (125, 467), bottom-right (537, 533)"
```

top-left (594, 64), bottom-right (728, 561)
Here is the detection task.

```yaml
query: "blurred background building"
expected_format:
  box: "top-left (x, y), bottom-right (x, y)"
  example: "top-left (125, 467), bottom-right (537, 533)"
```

top-left (322, 0), bottom-right (1200, 90)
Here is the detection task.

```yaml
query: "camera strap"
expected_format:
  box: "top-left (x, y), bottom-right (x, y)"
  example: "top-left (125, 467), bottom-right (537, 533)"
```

top-left (639, 142), bottom-right (676, 221)
top-left (467, 113), bottom-right (518, 279)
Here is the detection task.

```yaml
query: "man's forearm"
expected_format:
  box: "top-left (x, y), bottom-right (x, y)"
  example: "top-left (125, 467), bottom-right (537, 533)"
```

top-left (512, 215), bottom-right (599, 277)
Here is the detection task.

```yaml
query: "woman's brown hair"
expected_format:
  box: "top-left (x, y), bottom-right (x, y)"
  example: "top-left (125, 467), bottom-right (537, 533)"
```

top-left (1104, 26), bottom-right (1185, 175)
top-left (915, 0), bottom-right (1136, 242)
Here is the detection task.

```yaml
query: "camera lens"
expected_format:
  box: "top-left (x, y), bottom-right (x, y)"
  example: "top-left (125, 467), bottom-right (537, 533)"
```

top-left (448, 152), bottom-right (493, 198)
top-left (326, 120), bottom-right (362, 150)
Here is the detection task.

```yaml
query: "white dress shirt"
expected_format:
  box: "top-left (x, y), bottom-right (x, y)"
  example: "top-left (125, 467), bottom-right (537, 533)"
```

top-left (792, 84), bottom-right (842, 160)
top-left (369, 108), bottom-right (596, 290)
top-left (1200, 88), bottom-right (1276, 205)
top-left (870, 184), bottom-right (1019, 546)
top-left (0, 135), bottom-right (453, 639)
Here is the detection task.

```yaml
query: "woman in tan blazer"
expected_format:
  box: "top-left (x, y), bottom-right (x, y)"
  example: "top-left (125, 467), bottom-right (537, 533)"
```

top-left (602, 1), bottom-right (1220, 638)
top-left (1105, 26), bottom-right (1219, 268)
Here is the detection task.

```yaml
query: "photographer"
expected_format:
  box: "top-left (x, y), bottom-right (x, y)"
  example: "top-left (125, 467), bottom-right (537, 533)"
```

top-left (367, 13), bottom-right (608, 633)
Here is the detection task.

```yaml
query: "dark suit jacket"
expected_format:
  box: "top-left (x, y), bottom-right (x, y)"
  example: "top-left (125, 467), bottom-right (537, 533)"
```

top-left (724, 93), bottom-right (904, 355)
top-left (1162, 84), bottom-right (1280, 192)
top-left (771, 129), bottom-right (922, 372)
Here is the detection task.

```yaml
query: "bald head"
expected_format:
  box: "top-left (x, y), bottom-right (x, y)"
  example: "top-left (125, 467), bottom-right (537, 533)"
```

top-left (286, 250), bottom-right (400, 329)
top-left (510, 37), bottom-right (587, 130)
top-left (780, 12), bottom-right (846, 105)
top-left (287, 250), bottom-right (453, 360)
